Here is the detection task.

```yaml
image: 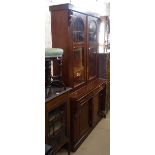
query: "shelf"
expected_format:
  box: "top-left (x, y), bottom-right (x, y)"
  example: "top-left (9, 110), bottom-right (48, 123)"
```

top-left (49, 124), bottom-right (65, 137)
top-left (49, 111), bottom-right (65, 125)
top-left (74, 66), bottom-right (84, 75)
top-left (73, 42), bottom-right (85, 48)
top-left (48, 126), bottom-right (67, 151)
top-left (49, 112), bottom-right (59, 122)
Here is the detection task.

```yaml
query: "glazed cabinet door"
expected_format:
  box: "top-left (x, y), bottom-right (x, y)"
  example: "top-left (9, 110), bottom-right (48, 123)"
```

top-left (45, 101), bottom-right (68, 147)
top-left (87, 16), bottom-right (99, 81)
top-left (70, 11), bottom-right (87, 88)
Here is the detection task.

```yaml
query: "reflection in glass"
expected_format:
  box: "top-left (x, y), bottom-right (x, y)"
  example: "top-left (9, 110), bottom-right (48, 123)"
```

top-left (89, 21), bottom-right (97, 42)
top-left (88, 19), bottom-right (97, 80)
top-left (72, 17), bottom-right (84, 42)
top-left (73, 48), bottom-right (85, 87)
top-left (88, 47), bottom-right (97, 80)
top-left (99, 22), bottom-right (105, 53)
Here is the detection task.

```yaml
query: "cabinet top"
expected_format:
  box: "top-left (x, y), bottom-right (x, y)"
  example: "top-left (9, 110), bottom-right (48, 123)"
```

top-left (49, 3), bottom-right (101, 18)
top-left (70, 79), bottom-right (106, 100)
top-left (45, 87), bottom-right (72, 103)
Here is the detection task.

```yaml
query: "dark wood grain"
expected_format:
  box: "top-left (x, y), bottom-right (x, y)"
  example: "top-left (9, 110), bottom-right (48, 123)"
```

top-left (69, 79), bottom-right (106, 151)
top-left (49, 3), bottom-right (108, 152)
top-left (45, 89), bottom-right (71, 155)
top-left (50, 4), bottom-right (100, 90)
top-left (98, 52), bottom-right (110, 117)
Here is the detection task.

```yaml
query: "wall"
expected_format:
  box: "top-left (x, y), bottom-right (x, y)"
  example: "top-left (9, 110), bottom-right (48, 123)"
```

top-left (45, 1), bottom-right (52, 48)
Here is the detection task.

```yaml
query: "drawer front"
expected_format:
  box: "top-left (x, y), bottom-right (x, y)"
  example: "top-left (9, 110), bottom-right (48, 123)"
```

top-left (79, 93), bottom-right (93, 106)
top-left (76, 86), bottom-right (104, 110)
top-left (93, 85), bottom-right (104, 95)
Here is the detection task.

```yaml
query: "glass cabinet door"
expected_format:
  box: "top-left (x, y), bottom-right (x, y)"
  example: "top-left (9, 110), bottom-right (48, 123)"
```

top-left (72, 16), bottom-right (85, 43)
top-left (73, 47), bottom-right (85, 87)
top-left (71, 13), bottom-right (86, 87)
top-left (88, 47), bottom-right (97, 80)
top-left (89, 20), bottom-right (97, 43)
top-left (87, 17), bottom-right (98, 80)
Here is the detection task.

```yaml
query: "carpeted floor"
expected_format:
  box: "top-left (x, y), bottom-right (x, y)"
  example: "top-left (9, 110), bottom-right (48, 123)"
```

top-left (57, 112), bottom-right (110, 155)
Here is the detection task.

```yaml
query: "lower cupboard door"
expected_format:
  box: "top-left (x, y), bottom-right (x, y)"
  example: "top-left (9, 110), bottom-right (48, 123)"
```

top-left (79, 100), bottom-right (91, 137)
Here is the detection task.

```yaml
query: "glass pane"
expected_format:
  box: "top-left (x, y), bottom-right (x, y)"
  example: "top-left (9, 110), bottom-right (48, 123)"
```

top-left (73, 47), bottom-right (85, 87)
top-left (72, 17), bottom-right (84, 43)
top-left (88, 18), bottom-right (97, 80)
top-left (89, 21), bottom-right (97, 42)
top-left (88, 47), bottom-right (97, 79)
top-left (99, 22), bottom-right (105, 53)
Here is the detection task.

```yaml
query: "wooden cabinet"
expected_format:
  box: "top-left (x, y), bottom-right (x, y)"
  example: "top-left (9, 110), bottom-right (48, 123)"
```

top-left (49, 3), bottom-right (107, 152)
top-left (105, 81), bottom-right (110, 114)
top-left (92, 91), bottom-right (101, 126)
top-left (45, 87), bottom-right (71, 155)
top-left (87, 16), bottom-right (99, 81)
top-left (98, 52), bottom-right (110, 117)
top-left (79, 99), bottom-right (91, 137)
top-left (49, 3), bottom-right (101, 90)
top-left (70, 79), bottom-right (106, 151)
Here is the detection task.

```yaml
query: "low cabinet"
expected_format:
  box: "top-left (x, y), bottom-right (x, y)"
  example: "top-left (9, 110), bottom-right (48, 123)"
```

top-left (70, 79), bottom-right (106, 151)
top-left (45, 88), bottom-right (71, 155)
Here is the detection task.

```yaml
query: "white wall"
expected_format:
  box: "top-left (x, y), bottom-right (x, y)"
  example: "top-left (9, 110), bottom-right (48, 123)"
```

top-left (45, 1), bottom-right (52, 48)
top-left (97, 0), bottom-right (110, 16)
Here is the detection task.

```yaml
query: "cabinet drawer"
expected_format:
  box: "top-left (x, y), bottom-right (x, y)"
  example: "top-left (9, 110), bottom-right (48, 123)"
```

top-left (77, 87), bottom-right (103, 108)
top-left (80, 99), bottom-right (89, 107)
top-left (93, 85), bottom-right (104, 95)
top-left (79, 94), bottom-right (93, 106)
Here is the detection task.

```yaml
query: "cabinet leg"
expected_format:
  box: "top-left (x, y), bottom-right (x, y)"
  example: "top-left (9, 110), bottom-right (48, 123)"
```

top-left (67, 142), bottom-right (70, 155)
top-left (99, 111), bottom-right (106, 118)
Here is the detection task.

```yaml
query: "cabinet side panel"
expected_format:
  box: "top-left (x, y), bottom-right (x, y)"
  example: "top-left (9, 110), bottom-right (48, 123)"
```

top-left (51, 10), bottom-right (72, 86)
top-left (87, 16), bottom-right (100, 82)
top-left (92, 93), bottom-right (100, 126)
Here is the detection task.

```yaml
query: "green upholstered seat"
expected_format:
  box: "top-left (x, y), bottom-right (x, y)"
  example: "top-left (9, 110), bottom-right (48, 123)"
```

top-left (45, 48), bottom-right (63, 58)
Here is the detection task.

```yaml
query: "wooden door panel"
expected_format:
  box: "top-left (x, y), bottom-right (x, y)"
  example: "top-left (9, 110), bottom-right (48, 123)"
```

top-left (93, 93), bottom-right (100, 126)
top-left (79, 101), bottom-right (90, 137)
